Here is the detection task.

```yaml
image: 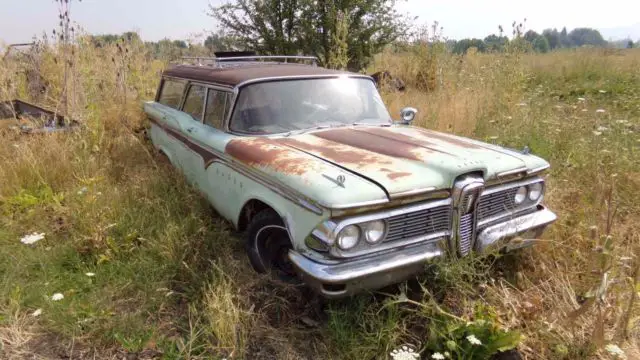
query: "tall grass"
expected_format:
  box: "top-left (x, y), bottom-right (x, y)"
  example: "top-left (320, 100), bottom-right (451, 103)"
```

top-left (0, 31), bottom-right (638, 360)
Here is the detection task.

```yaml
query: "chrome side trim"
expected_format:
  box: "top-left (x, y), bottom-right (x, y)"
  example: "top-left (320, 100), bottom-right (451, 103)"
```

top-left (149, 116), bottom-right (325, 215)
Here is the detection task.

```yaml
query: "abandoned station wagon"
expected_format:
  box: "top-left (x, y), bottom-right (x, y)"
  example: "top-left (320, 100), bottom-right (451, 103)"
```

top-left (144, 54), bottom-right (557, 298)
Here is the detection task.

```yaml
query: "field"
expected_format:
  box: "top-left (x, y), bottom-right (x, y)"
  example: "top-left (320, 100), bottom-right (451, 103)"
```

top-left (0, 37), bottom-right (639, 359)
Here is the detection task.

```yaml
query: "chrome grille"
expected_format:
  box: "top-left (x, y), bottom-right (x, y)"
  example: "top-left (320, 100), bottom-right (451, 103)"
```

top-left (477, 187), bottom-right (518, 221)
top-left (458, 213), bottom-right (474, 255)
top-left (385, 204), bottom-right (451, 242)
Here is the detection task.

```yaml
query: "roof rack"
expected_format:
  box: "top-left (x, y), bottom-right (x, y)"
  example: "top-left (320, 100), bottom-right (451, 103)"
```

top-left (180, 55), bottom-right (319, 68)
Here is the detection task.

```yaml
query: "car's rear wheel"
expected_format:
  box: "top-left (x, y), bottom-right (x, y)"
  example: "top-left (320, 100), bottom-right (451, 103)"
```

top-left (245, 209), bottom-right (300, 284)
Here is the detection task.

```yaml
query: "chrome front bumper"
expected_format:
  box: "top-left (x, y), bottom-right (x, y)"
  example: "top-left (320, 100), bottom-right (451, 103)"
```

top-left (476, 205), bottom-right (557, 252)
top-left (289, 205), bottom-right (556, 298)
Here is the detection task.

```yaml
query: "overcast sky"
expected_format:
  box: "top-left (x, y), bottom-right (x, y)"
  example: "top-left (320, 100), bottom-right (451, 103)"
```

top-left (1, 0), bottom-right (639, 46)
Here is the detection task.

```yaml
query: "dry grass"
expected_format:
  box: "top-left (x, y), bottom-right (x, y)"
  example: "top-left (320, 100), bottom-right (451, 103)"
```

top-left (0, 33), bottom-right (638, 360)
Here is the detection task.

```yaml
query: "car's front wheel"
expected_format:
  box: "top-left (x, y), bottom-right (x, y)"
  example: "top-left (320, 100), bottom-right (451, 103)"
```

top-left (245, 209), bottom-right (300, 284)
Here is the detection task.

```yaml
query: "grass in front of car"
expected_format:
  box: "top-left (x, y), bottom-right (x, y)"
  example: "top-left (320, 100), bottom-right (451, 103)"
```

top-left (1, 38), bottom-right (638, 360)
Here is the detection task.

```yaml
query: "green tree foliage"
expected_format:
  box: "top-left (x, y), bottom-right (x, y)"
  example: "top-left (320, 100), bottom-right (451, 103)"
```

top-left (484, 34), bottom-right (508, 52)
top-left (628, 40), bottom-right (635, 49)
top-left (452, 38), bottom-right (486, 54)
top-left (532, 35), bottom-right (550, 53)
top-left (568, 28), bottom-right (606, 47)
top-left (523, 30), bottom-right (539, 43)
top-left (204, 33), bottom-right (241, 53)
top-left (208, 0), bottom-right (408, 70)
top-left (542, 29), bottom-right (560, 49)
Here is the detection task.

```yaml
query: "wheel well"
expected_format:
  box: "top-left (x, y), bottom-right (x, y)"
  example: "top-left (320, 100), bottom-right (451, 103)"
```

top-left (237, 199), bottom-right (276, 232)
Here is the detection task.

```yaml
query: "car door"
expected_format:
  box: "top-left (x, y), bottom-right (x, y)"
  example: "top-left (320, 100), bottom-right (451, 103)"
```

top-left (185, 87), bottom-right (238, 219)
top-left (175, 83), bottom-right (209, 184)
top-left (146, 77), bottom-right (190, 170)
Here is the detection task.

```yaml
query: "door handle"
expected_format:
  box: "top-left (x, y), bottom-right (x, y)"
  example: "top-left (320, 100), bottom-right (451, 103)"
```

top-left (186, 127), bottom-right (195, 133)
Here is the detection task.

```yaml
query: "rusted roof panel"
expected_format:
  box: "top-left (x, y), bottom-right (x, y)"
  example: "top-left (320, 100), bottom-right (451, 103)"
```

top-left (163, 64), bottom-right (357, 87)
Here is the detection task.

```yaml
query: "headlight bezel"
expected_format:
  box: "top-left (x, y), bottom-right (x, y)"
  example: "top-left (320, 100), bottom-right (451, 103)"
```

top-left (362, 220), bottom-right (387, 244)
top-left (514, 186), bottom-right (527, 205)
top-left (336, 224), bottom-right (361, 250)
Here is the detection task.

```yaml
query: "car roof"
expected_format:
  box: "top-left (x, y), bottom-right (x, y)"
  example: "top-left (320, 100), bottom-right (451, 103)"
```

top-left (162, 63), bottom-right (367, 88)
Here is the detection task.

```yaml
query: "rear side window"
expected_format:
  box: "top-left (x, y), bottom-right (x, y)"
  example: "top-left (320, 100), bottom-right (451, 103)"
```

top-left (182, 85), bottom-right (207, 121)
top-left (158, 79), bottom-right (185, 109)
top-left (204, 89), bottom-right (231, 130)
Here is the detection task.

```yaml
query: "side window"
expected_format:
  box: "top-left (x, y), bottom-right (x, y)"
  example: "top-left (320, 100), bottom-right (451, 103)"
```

top-left (182, 85), bottom-right (206, 121)
top-left (158, 79), bottom-right (185, 109)
top-left (204, 89), bottom-right (229, 130)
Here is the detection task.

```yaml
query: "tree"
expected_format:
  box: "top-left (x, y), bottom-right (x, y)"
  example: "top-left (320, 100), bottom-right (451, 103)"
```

top-left (484, 34), bottom-right (508, 52)
top-left (628, 40), bottom-right (635, 49)
top-left (532, 35), bottom-right (550, 53)
top-left (453, 38), bottom-right (486, 54)
top-left (568, 28), bottom-right (606, 47)
top-left (542, 28), bottom-right (559, 49)
top-left (208, 0), bottom-right (409, 70)
top-left (524, 30), bottom-right (539, 43)
top-left (204, 32), bottom-right (240, 52)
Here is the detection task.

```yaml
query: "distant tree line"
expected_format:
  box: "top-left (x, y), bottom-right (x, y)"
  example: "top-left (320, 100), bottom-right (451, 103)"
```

top-left (447, 27), bottom-right (629, 55)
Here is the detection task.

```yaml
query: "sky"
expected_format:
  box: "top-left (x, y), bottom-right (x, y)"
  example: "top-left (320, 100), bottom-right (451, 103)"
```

top-left (1, 0), bottom-right (639, 46)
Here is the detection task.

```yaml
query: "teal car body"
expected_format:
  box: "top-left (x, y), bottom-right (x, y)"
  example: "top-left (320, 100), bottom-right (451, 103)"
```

top-left (144, 57), bottom-right (557, 298)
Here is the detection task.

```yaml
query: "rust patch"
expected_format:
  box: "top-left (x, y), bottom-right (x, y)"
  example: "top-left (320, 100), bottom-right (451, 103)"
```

top-left (360, 127), bottom-right (483, 151)
top-left (279, 137), bottom-right (374, 165)
top-left (410, 128), bottom-right (484, 150)
top-left (225, 138), bottom-right (311, 176)
top-left (309, 128), bottom-right (431, 162)
top-left (387, 172), bottom-right (412, 180)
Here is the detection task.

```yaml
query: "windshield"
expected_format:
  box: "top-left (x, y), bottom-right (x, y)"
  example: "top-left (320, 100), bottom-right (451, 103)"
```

top-left (229, 77), bottom-right (391, 134)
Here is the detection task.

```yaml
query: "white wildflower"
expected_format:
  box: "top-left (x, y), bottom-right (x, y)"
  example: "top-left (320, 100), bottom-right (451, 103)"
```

top-left (597, 126), bottom-right (609, 132)
top-left (599, 90), bottom-right (607, 94)
top-left (85, 272), bottom-right (95, 277)
top-left (20, 232), bottom-right (45, 245)
top-left (51, 293), bottom-right (64, 301)
top-left (444, 352), bottom-right (450, 358)
top-left (581, 109), bottom-right (588, 112)
top-left (431, 352), bottom-right (445, 360)
top-left (577, 97), bottom-right (586, 101)
top-left (596, 109), bottom-right (606, 113)
top-left (593, 131), bottom-right (602, 136)
top-left (554, 105), bottom-right (563, 109)
top-left (506, 116), bottom-right (513, 120)
top-left (77, 187), bottom-right (88, 195)
top-left (489, 136), bottom-right (498, 140)
top-left (390, 345), bottom-right (419, 360)
top-left (32, 308), bottom-right (43, 317)
top-left (605, 344), bottom-right (626, 358)
top-left (466, 334), bottom-right (482, 346)
top-left (517, 102), bottom-right (527, 106)
top-left (616, 120), bottom-right (628, 124)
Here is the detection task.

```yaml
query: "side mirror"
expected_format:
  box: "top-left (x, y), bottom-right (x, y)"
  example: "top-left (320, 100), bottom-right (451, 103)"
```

top-left (399, 107), bottom-right (418, 125)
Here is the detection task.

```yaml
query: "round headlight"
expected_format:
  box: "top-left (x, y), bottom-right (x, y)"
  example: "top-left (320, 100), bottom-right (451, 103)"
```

top-left (528, 182), bottom-right (543, 201)
top-left (337, 225), bottom-right (360, 250)
top-left (514, 186), bottom-right (527, 205)
top-left (363, 220), bottom-right (386, 244)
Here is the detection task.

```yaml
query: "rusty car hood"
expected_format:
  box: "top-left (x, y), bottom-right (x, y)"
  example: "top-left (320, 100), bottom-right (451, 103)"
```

top-left (225, 125), bottom-right (550, 208)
